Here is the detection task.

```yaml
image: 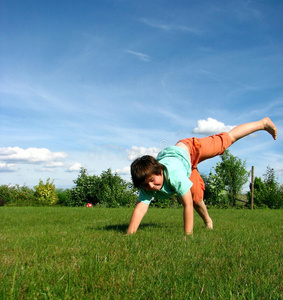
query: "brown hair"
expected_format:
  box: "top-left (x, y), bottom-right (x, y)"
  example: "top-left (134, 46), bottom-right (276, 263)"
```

top-left (131, 155), bottom-right (164, 188)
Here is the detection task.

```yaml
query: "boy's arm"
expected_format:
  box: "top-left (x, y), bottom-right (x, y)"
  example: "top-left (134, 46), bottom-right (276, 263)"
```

top-left (127, 202), bottom-right (149, 234)
top-left (180, 190), bottom-right (194, 235)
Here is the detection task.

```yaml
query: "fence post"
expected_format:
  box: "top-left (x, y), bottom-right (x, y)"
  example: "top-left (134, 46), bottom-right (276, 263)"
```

top-left (251, 166), bottom-right (254, 209)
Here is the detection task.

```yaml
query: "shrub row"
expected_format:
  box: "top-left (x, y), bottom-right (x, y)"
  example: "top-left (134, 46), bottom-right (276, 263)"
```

top-left (0, 169), bottom-right (139, 208)
top-left (0, 179), bottom-right (58, 206)
top-left (1, 167), bottom-right (282, 208)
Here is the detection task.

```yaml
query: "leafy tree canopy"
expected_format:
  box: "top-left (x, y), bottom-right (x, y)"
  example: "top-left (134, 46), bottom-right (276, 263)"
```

top-left (204, 150), bottom-right (249, 206)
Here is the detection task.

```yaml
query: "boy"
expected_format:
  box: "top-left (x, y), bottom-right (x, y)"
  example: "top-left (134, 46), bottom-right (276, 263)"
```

top-left (127, 117), bottom-right (277, 235)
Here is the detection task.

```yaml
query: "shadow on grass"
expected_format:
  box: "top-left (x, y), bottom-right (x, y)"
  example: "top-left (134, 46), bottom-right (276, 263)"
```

top-left (88, 223), bottom-right (161, 233)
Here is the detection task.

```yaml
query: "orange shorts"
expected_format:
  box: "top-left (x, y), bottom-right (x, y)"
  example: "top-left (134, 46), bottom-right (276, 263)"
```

top-left (178, 132), bottom-right (232, 204)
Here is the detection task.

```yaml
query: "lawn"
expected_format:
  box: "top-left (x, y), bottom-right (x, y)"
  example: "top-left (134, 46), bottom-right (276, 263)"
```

top-left (0, 207), bottom-right (282, 299)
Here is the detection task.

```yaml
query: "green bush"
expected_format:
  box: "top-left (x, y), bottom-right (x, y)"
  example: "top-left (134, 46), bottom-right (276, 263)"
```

top-left (0, 185), bottom-right (14, 206)
top-left (56, 188), bottom-right (71, 206)
top-left (98, 169), bottom-right (137, 207)
top-left (0, 184), bottom-right (38, 206)
top-left (151, 194), bottom-right (181, 208)
top-left (203, 172), bottom-right (229, 207)
top-left (68, 168), bottom-right (101, 206)
top-left (69, 168), bottom-right (138, 207)
top-left (34, 178), bottom-right (58, 206)
top-left (248, 166), bottom-right (283, 209)
top-left (14, 185), bottom-right (38, 206)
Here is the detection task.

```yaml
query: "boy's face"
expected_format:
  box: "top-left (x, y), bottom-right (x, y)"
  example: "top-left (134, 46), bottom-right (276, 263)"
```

top-left (142, 171), bottom-right (164, 191)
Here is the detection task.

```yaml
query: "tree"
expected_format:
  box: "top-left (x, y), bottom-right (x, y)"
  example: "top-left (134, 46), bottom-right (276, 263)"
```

top-left (216, 150), bottom-right (250, 206)
top-left (205, 150), bottom-right (249, 206)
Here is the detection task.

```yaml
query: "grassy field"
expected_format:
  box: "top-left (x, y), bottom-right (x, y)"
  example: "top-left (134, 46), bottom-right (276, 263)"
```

top-left (0, 207), bottom-right (282, 300)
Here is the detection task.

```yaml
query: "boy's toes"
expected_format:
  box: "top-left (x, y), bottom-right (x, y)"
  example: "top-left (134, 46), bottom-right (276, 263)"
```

top-left (263, 117), bottom-right (277, 140)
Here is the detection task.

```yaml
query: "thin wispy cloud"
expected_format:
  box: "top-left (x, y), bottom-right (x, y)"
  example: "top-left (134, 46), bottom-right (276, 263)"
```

top-left (0, 80), bottom-right (76, 115)
top-left (44, 162), bottom-right (65, 168)
top-left (140, 18), bottom-right (201, 34)
top-left (125, 50), bottom-right (150, 62)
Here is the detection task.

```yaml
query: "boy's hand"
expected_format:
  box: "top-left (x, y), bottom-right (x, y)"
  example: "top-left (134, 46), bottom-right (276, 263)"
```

top-left (180, 190), bottom-right (194, 235)
top-left (126, 202), bottom-right (149, 234)
top-left (185, 231), bottom-right (193, 235)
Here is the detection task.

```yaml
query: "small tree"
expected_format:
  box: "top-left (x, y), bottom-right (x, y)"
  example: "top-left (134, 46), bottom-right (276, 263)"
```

top-left (215, 150), bottom-right (250, 206)
top-left (204, 150), bottom-right (249, 206)
top-left (34, 178), bottom-right (58, 206)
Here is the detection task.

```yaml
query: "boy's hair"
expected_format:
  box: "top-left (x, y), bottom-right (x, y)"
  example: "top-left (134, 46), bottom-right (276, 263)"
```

top-left (131, 155), bottom-right (164, 188)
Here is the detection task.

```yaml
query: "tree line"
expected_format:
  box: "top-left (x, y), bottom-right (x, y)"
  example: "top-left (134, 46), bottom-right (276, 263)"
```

top-left (0, 150), bottom-right (282, 208)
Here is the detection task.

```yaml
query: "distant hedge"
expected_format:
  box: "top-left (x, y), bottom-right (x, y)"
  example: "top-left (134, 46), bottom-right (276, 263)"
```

top-left (1, 166), bottom-right (282, 208)
top-left (0, 169), bottom-right (138, 208)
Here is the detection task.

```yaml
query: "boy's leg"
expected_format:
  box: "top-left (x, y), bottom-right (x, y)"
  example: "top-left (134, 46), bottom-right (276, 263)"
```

top-left (193, 200), bottom-right (213, 229)
top-left (180, 117), bottom-right (277, 164)
top-left (190, 169), bottom-right (213, 229)
top-left (178, 134), bottom-right (231, 229)
top-left (178, 117), bottom-right (277, 229)
top-left (228, 117), bottom-right (277, 143)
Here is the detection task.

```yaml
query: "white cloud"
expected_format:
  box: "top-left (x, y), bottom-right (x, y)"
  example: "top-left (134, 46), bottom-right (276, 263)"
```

top-left (192, 118), bottom-right (235, 135)
top-left (127, 146), bottom-right (160, 161)
top-left (114, 166), bottom-right (130, 175)
top-left (0, 162), bottom-right (17, 172)
top-left (66, 162), bottom-right (83, 172)
top-left (0, 147), bottom-right (67, 164)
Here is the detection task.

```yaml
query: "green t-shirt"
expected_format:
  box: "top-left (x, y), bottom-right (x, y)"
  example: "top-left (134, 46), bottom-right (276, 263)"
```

top-left (139, 146), bottom-right (192, 205)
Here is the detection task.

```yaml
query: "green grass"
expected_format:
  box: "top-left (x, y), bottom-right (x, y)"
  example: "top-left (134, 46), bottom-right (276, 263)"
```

top-left (0, 207), bottom-right (282, 299)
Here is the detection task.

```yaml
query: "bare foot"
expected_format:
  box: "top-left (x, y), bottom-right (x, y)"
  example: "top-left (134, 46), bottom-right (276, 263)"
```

top-left (205, 219), bottom-right (213, 230)
top-left (263, 117), bottom-right (277, 140)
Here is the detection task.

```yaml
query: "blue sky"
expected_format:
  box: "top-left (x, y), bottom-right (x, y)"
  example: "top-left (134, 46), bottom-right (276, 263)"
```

top-left (1, 0), bottom-right (282, 189)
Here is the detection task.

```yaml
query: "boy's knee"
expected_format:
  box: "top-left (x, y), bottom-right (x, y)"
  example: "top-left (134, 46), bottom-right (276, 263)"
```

top-left (193, 199), bottom-right (204, 207)
top-left (227, 132), bottom-right (236, 144)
